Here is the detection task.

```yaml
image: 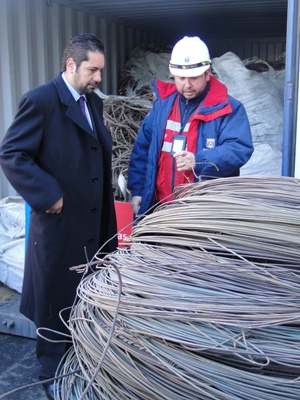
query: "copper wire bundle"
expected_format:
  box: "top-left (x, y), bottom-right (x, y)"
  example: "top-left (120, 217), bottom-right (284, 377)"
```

top-left (131, 175), bottom-right (300, 265)
top-left (55, 175), bottom-right (300, 400)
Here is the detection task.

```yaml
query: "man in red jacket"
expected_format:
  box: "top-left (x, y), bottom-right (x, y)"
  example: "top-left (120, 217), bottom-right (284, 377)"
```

top-left (128, 36), bottom-right (254, 217)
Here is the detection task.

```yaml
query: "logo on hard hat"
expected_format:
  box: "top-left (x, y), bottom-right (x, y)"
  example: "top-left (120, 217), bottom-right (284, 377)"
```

top-left (184, 57), bottom-right (190, 62)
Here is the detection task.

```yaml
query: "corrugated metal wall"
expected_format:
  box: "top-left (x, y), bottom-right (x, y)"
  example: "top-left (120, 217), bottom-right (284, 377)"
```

top-left (0, 0), bottom-right (286, 199)
top-left (209, 37), bottom-right (286, 61)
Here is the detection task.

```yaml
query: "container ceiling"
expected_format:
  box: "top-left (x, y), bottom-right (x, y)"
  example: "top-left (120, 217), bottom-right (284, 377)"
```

top-left (65, 0), bottom-right (288, 43)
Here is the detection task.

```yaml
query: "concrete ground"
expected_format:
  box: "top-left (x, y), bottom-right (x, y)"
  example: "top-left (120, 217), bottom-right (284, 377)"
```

top-left (0, 333), bottom-right (48, 400)
top-left (0, 284), bottom-right (48, 399)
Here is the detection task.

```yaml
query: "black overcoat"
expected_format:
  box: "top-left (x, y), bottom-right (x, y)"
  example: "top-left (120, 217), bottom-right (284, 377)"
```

top-left (0, 74), bottom-right (117, 335)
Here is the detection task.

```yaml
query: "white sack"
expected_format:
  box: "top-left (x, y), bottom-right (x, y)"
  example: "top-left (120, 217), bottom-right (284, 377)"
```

top-left (261, 69), bottom-right (285, 106)
top-left (212, 52), bottom-right (283, 152)
top-left (0, 239), bottom-right (25, 293)
top-left (241, 143), bottom-right (282, 176)
top-left (0, 196), bottom-right (25, 238)
top-left (123, 47), bottom-right (171, 96)
top-left (0, 196), bottom-right (25, 293)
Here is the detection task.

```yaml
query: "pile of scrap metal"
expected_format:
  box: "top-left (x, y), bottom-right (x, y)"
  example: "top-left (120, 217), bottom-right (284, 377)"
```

top-left (101, 94), bottom-right (152, 201)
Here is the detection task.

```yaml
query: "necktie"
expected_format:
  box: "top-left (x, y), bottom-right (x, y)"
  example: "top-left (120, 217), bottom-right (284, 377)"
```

top-left (78, 95), bottom-right (94, 132)
top-left (78, 96), bottom-right (87, 119)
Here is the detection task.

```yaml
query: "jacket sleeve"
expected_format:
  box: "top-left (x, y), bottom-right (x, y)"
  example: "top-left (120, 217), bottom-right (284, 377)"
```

top-left (194, 98), bottom-right (254, 179)
top-left (0, 93), bottom-right (63, 212)
top-left (127, 109), bottom-right (154, 196)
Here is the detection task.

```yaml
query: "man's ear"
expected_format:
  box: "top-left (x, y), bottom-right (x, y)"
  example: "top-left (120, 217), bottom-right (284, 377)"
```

top-left (205, 68), bottom-right (211, 81)
top-left (66, 57), bottom-right (76, 73)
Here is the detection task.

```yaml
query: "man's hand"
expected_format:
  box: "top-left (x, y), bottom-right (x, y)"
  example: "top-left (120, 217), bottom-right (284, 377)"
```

top-left (46, 197), bottom-right (63, 214)
top-left (131, 196), bottom-right (142, 215)
top-left (174, 150), bottom-right (196, 171)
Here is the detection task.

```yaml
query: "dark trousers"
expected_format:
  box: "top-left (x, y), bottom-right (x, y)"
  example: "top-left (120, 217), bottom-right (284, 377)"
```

top-left (36, 334), bottom-right (72, 380)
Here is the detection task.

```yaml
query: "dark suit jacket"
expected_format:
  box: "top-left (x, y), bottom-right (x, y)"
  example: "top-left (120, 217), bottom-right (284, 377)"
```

top-left (0, 73), bottom-right (117, 333)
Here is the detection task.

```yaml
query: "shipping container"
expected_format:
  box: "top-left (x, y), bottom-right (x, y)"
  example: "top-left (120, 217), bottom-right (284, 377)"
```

top-left (0, 0), bottom-right (299, 199)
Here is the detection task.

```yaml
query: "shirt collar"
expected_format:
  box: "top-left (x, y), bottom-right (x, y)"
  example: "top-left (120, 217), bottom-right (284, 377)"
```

top-left (61, 72), bottom-right (86, 102)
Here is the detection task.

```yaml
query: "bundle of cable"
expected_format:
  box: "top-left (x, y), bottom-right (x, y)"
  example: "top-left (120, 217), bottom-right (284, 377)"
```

top-left (56, 175), bottom-right (300, 400)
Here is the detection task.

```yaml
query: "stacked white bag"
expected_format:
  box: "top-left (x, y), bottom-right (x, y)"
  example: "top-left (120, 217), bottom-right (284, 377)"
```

top-left (0, 197), bottom-right (25, 293)
top-left (211, 52), bottom-right (284, 176)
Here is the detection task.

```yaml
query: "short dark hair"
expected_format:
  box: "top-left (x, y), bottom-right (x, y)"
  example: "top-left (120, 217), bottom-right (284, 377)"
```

top-left (61, 33), bottom-right (105, 71)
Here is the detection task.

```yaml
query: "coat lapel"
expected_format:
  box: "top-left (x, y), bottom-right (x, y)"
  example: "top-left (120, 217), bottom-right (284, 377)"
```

top-left (87, 92), bottom-right (112, 149)
top-left (53, 74), bottom-right (95, 136)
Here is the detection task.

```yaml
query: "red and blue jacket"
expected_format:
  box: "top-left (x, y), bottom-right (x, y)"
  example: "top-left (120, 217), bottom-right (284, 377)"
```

top-left (128, 76), bottom-right (254, 215)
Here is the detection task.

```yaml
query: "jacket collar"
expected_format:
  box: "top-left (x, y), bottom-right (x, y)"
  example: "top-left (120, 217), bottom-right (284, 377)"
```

top-left (154, 76), bottom-right (232, 119)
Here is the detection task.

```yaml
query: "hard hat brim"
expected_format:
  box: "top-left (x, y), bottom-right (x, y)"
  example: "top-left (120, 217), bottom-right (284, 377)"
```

top-left (169, 64), bottom-right (210, 77)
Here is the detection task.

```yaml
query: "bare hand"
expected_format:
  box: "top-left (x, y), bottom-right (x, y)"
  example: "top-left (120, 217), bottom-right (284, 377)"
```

top-left (46, 197), bottom-right (63, 214)
top-left (131, 196), bottom-right (142, 215)
top-left (174, 151), bottom-right (195, 172)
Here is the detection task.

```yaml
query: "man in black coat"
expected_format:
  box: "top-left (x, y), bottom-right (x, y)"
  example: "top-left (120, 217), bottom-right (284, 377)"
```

top-left (0, 33), bottom-right (117, 398)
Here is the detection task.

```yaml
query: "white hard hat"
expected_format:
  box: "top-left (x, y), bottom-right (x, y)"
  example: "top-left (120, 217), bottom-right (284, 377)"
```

top-left (169, 36), bottom-right (211, 77)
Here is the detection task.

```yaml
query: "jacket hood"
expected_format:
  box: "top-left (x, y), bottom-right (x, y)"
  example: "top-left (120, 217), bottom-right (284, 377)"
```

top-left (152, 76), bottom-right (232, 120)
top-left (153, 76), bottom-right (229, 104)
top-left (152, 79), bottom-right (177, 100)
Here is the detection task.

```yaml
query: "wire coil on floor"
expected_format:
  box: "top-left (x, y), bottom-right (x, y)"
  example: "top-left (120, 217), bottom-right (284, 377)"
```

top-left (56, 175), bottom-right (300, 399)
